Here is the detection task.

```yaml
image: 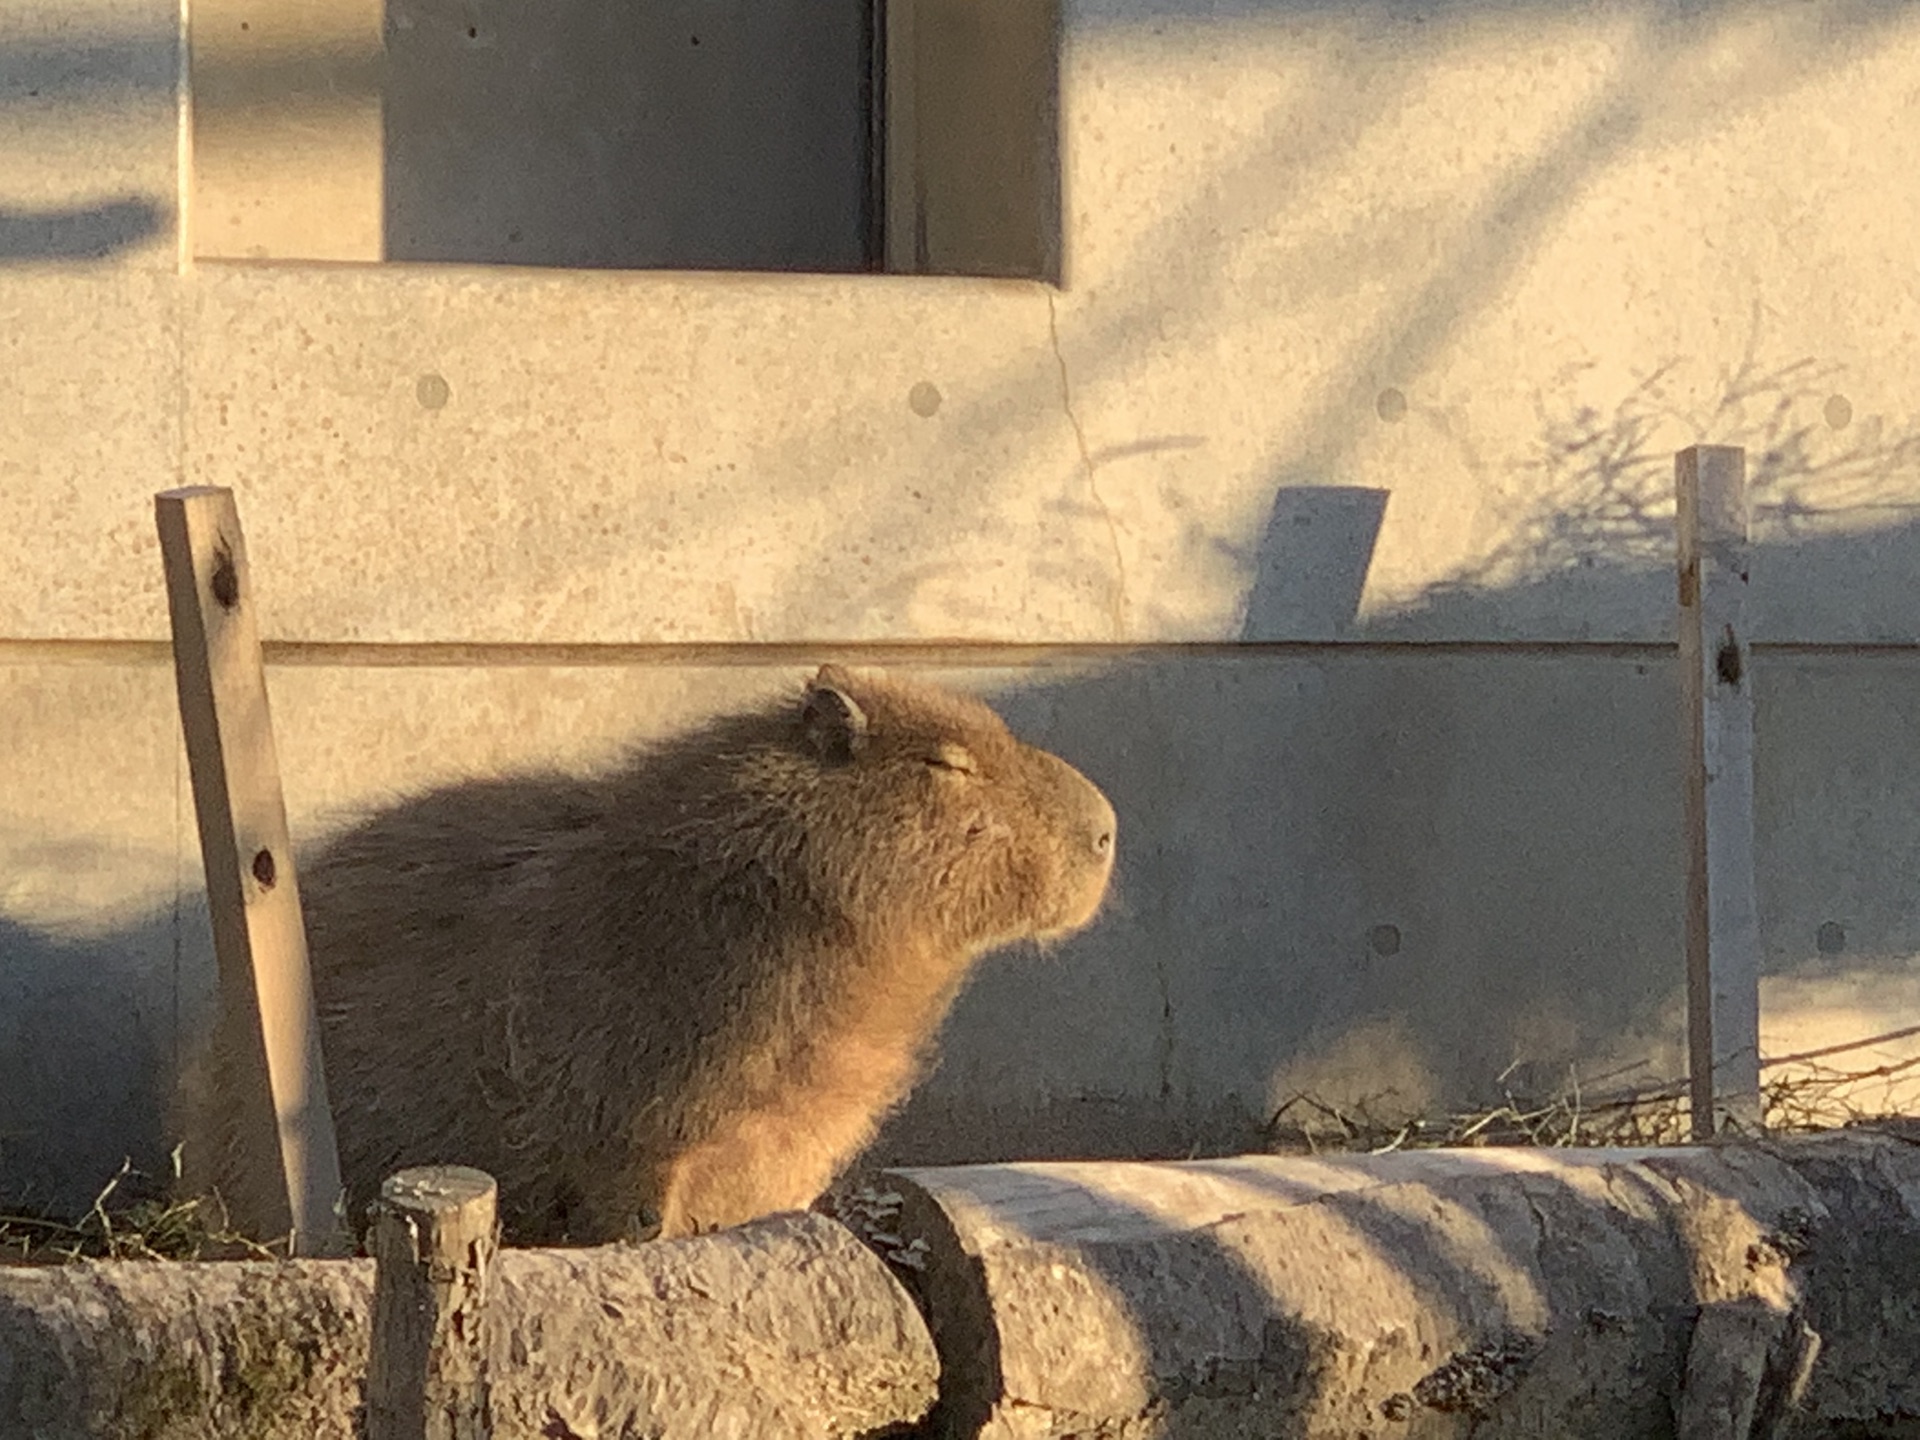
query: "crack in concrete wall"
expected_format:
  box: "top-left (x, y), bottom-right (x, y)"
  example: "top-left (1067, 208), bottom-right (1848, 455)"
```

top-left (1046, 285), bottom-right (1129, 637)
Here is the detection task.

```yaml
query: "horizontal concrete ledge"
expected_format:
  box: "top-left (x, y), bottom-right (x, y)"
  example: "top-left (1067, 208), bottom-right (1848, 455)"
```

top-left (12, 638), bottom-right (1920, 669)
top-left (186, 255), bottom-right (1061, 295)
top-left (3, 1137), bottom-right (1918, 1438)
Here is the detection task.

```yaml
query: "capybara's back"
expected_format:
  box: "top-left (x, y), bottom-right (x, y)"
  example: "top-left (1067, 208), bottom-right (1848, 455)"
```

top-left (247, 666), bottom-right (1113, 1242)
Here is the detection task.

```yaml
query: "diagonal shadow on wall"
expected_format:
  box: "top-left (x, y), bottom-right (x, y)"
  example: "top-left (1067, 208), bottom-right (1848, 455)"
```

top-left (0, 199), bottom-right (168, 263)
top-left (11, 498), bottom-right (1920, 1216)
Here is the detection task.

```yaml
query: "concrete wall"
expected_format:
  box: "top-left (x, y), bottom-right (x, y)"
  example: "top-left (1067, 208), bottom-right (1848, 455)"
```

top-left (6, 0), bottom-right (1920, 1210)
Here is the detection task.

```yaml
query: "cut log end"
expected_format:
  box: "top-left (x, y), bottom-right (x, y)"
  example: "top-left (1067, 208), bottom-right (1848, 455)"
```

top-left (367, 1166), bottom-right (499, 1440)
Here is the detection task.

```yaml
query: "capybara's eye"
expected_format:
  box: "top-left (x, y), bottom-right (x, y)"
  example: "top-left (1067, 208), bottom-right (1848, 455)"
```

top-left (927, 743), bottom-right (977, 775)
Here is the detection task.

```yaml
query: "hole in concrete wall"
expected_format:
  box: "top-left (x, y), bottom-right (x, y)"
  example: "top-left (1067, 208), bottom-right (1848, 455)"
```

top-left (189, 0), bottom-right (1060, 279)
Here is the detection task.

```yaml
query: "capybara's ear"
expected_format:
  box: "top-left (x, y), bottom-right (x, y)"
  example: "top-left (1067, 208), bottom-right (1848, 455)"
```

top-left (802, 671), bottom-right (868, 762)
top-left (812, 662), bottom-right (859, 694)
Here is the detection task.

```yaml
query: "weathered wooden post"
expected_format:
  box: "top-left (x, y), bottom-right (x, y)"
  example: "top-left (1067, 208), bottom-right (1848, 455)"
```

top-left (1675, 445), bottom-right (1762, 1137)
top-left (367, 1166), bottom-right (499, 1440)
top-left (156, 485), bottom-right (347, 1253)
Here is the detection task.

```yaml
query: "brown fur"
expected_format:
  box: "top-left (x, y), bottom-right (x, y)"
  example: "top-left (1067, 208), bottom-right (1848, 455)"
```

top-left (189, 666), bottom-right (1115, 1244)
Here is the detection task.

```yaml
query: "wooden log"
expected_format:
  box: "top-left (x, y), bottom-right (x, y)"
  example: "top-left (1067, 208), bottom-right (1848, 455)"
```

top-left (9, 1140), bottom-right (1916, 1439)
top-left (367, 1167), bottom-right (498, 1440)
top-left (1676, 444), bottom-right (1762, 1138)
top-left (156, 485), bottom-right (346, 1254)
top-left (857, 1132), bottom-right (1920, 1439)
top-left (0, 1212), bottom-right (937, 1440)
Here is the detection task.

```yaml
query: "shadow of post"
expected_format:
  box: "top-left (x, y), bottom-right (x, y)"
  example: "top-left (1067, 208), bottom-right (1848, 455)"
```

top-left (1241, 486), bottom-right (1390, 641)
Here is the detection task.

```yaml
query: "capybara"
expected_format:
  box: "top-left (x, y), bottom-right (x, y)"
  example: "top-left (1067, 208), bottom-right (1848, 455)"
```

top-left (191, 666), bottom-right (1116, 1244)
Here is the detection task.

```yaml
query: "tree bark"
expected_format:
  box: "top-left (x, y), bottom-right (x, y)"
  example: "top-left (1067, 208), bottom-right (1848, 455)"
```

top-left (5, 1136), bottom-right (1918, 1439)
top-left (0, 1212), bottom-right (936, 1440)
top-left (856, 1129), bottom-right (1920, 1439)
top-left (366, 1166), bottom-right (498, 1440)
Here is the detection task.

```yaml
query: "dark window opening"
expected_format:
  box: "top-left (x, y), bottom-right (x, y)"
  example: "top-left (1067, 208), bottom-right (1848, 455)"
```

top-left (192, 0), bottom-right (1059, 280)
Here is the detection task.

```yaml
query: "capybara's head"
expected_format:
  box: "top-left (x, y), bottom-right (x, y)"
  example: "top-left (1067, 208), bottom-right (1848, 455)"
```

top-left (779, 664), bottom-right (1116, 955)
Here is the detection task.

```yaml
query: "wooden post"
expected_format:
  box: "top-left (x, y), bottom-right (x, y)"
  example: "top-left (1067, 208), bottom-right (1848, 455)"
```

top-left (1676, 446), bottom-right (1762, 1138)
top-left (367, 1167), bottom-right (499, 1440)
top-left (156, 486), bottom-right (346, 1253)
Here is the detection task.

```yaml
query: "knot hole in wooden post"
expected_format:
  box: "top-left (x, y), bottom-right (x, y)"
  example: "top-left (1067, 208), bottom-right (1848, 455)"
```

top-left (210, 540), bottom-right (241, 609)
top-left (1715, 627), bottom-right (1744, 688)
top-left (368, 1165), bottom-right (499, 1440)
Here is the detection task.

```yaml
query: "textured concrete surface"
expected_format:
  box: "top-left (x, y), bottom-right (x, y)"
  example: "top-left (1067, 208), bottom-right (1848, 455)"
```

top-left (14, 0), bottom-right (1920, 645)
top-left (0, 0), bottom-right (178, 268)
top-left (6, 0), bottom-right (1920, 1206)
top-left (8, 654), bottom-right (1920, 1207)
top-left (0, 659), bottom-right (197, 1210)
top-left (178, 265), bottom-right (1094, 644)
top-left (0, 271), bottom-right (182, 640)
top-left (10, 256), bottom-right (1920, 644)
top-left (190, 0), bottom-right (383, 261)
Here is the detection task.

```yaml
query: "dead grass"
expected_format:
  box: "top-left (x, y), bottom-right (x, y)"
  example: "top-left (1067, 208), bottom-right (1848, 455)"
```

top-left (1264, 1021), bottom-right (1920, 1156)
top-left (7, 1025), bottom-right (1917, 1265)
top-left (0, 1157), bottom-right (286, 1266)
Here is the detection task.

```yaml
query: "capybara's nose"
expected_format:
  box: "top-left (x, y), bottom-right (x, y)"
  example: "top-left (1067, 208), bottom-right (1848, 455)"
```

top-left (1088, 792), bottom-right (1117, 863)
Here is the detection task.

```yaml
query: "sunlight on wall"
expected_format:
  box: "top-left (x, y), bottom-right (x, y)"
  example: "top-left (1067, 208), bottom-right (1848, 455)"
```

top-left (1056, 3), bottom-right (1920, 640)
